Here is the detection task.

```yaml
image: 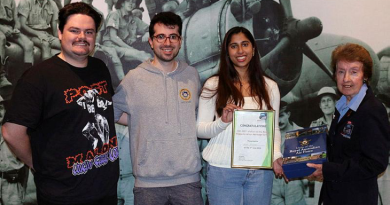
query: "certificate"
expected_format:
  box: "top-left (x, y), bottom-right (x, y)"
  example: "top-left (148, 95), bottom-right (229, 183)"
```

top-left (231, 110), bottom-right (274, 169)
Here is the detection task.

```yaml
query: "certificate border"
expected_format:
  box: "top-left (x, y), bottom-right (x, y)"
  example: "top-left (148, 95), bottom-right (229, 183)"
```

top-left (231, 110), bottom-right (274, 169)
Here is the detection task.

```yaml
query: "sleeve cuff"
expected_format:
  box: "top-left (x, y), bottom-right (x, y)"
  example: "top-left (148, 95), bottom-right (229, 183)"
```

top-left (216, 118), bottom-right (231, 130)
top-left (273, 152), bottom-right (283, 161)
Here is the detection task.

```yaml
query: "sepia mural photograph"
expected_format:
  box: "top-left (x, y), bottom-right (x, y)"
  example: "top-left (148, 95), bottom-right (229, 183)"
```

top-left (1, 0), bottom-right (389, 204)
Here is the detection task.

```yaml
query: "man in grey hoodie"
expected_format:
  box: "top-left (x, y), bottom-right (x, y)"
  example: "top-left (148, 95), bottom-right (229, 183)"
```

top-left (113, 12), bottom-right (203, 205)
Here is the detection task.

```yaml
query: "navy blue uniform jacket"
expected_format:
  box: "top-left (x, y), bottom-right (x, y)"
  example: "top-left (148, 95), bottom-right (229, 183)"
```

top-left (320, 87), bottom-right (390, 205)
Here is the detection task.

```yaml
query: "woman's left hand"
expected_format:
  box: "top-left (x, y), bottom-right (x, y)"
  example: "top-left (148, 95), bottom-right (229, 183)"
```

top-left (273, 157), bottom-right (288, 182)
top-left (306, 163), bottom-right (323, 182)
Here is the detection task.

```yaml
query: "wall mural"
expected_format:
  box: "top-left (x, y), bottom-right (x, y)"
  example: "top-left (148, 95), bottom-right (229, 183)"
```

top-left (1, 0), bottom-right (389, 204)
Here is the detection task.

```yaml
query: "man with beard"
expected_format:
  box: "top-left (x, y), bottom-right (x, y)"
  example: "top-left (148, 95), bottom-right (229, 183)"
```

top-left (113, 12), bottom-right (203, 205)
top-left (2, 3), bottom-right (119, 204)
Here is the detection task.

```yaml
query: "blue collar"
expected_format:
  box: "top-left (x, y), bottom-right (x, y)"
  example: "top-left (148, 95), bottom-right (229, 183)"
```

top-left (335, 84), bottom-right (368, 121)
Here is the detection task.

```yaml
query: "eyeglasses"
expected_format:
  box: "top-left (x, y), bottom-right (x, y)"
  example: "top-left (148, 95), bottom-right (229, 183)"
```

top-left (152, 34), bottom-right (181, 43)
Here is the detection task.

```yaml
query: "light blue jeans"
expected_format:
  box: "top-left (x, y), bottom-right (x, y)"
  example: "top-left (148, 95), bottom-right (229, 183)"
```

top-left (207, 165), bottom-right (273, 205)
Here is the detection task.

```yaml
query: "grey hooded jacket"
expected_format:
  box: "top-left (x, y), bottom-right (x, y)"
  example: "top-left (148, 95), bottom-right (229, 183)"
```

top-left (113, 59), bottom-right (201, 187)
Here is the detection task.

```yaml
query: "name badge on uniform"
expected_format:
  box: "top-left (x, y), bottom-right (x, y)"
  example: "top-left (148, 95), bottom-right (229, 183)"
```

top-left (341, 121), bottom-right (354, 139)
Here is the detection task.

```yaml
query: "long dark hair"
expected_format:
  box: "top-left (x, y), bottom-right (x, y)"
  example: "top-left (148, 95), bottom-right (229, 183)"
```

top-left (204, 27), bottom-right (273, 116)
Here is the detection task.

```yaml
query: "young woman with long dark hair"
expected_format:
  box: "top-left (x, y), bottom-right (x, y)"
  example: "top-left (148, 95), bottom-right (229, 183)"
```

top-left (197, 26), bottom-right (283, 204)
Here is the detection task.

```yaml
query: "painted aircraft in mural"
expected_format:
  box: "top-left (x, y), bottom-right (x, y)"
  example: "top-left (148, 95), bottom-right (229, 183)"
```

top-left (175, 0), bottom-right (387, 102)
top-left (3, 0), bottom-right (388, 101)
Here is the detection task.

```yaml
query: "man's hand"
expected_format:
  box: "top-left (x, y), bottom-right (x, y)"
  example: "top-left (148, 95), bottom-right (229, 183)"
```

top-left (307, 163), bottom-right (323, 181)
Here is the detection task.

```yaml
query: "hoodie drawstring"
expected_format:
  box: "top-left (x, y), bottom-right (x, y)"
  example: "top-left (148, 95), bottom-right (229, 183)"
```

top-left (174, 75), bottom-right (181, 134)
top-left (157, 61), bottom-right (182, 135)
top-left (163, 74), bottom-right (169, 124)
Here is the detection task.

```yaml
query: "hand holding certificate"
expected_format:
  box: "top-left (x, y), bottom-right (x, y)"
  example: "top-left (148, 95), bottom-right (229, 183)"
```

top-left (221, 104), bottom-right (242, 123)
top-left (231, 110), bottom-right (274, 169)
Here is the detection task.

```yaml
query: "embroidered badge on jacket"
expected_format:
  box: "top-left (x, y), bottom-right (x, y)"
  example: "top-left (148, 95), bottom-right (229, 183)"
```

top-left (180, 89), bottom-right (191, 101)
top-left (341, 121), bottom-right (354, 139)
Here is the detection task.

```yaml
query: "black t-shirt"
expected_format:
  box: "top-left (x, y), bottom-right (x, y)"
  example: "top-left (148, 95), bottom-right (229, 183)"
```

top-left (4, 55), bottom-right (119, 204)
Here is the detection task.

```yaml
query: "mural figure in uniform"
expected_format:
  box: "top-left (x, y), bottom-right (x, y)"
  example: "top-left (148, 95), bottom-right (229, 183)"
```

top-left (0, 0), bottom-right (34, 90)
top-left (310, 86), bottom-right (337, 129)
top-left (17, 0), bottom-right (61, 61)
top-left (375, 93), bottom-right (390, 205)
top-left (115, 124), bottom-right (135, 205)
top-left (271, 101), bottom-right (306, 205)
top-left (0, 0), bottom-right (390, 204)
top-left (0, 95), bottom-right (28, 205)
top-left (102, 0), bottom-right (151, 80)
top-left (78, 0), bottom-right (126, 89)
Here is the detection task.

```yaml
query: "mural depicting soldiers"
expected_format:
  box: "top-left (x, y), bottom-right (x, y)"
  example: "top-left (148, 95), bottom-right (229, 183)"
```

top-left (0, 1), bottom-right (389, 205)
top-left (304, 87), bottom-right (337, 204)
top-left (74, 0), bottom-right (125, 89)
top-left (377, 94), bottom-right (390, 122)
top-left (51, 0), bottom-right (69, 10)
top-left (130, 0), bottom-right (145, 19)
top-left (377, 94), bottom-right (390, 205)
top-left (105, 0), bottom-right (118, 13)
top-left (272, 101), bottom-right (307, 205)
top-left (106, 0), bottom-right (143, 15)
top-left (0, 95), bottom-right (28, 205)
top-left (0, 0), bottom-right (34, 89)
top-left (115, 124), bottom-right (135, 205)
top-left (310, 87), bottom-right (337, 130)
top-left (102, 0), bottom-right (151, 79)
top-left (17, 0), bottom-right (61, 61)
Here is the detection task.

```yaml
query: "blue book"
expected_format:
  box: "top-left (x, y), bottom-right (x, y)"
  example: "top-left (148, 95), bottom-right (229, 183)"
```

top-left (282, 125), bottom-right (327, 179)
